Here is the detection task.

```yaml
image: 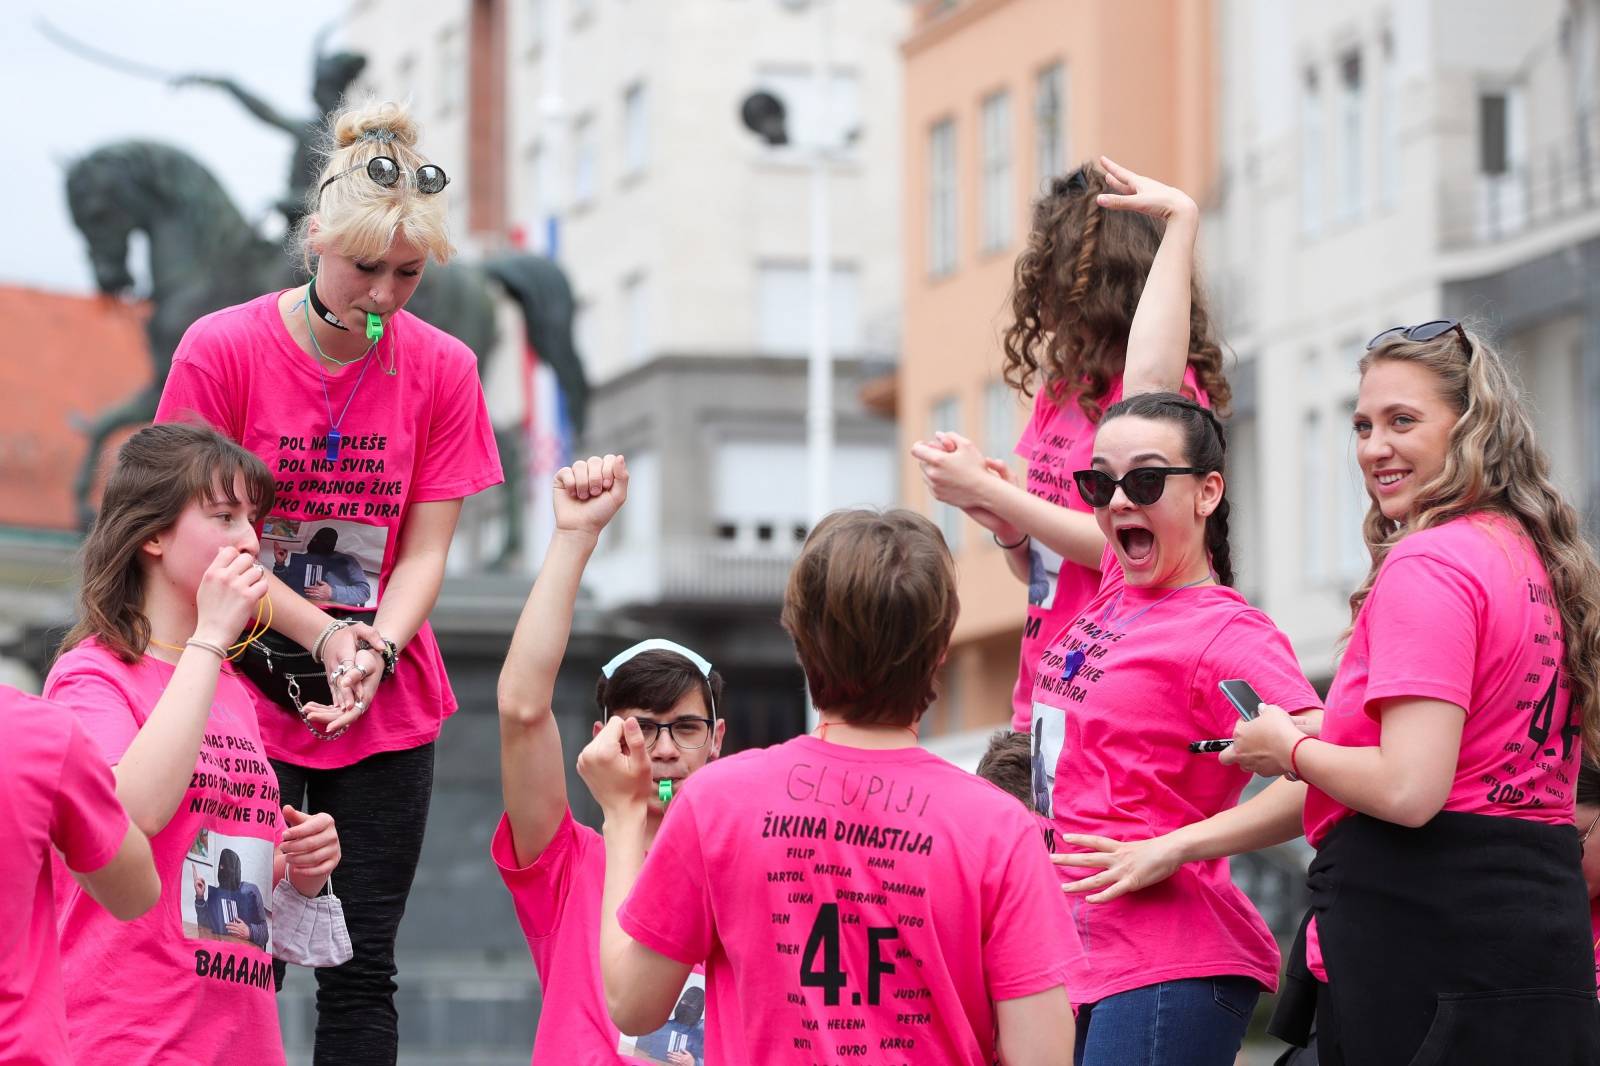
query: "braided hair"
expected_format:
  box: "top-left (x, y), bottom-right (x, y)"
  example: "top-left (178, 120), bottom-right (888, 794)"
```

top-left (1098, 391), bottom-right (1233, 588)
top-left (1001, 162), bottom-right (1232, 421)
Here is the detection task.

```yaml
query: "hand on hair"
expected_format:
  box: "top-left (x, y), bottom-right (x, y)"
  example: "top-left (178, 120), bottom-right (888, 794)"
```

top-left (554, 454), bottom-right (629, 537)
top-left (1219, 703), bottom-right (1301, 776)
top-left (1054, 832), bottom-right (1186, 903)
top-left (194, 547), bottom-right (269, 647)
top-left (576, 716), bottom-right (655, 818)
top-left (1093, 155), bottom-right (1198, 224)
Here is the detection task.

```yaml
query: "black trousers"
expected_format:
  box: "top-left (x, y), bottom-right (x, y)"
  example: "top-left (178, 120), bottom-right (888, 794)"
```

top-left (272, 742), bottom-right (435, 1066)
top-left (1307, 812), bottom-right (1600, 1066)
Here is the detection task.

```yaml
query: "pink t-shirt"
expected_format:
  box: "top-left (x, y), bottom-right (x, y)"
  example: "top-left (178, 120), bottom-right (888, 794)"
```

top-left (492, 809), bottom-right (715, 1065)
top-left (619, 736), bottom-right (1074, 1066)
top-left (0, 687), bottom-right (129, 1066)
top-left (1303, 514), bottom-right (1577, 846)
top-left (1031, 550), bottom-right (1321, 1005)
top-left (1010, 367), bottom-right (1207, 729)
top-left (155, 293), bottom-right (503, 769)
top-left (45, 640), bottom-right (287, 1066)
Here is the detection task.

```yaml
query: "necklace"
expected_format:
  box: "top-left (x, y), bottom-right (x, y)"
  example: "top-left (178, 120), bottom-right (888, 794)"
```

top-left (147, 593), bottom-right (274, 662)
top-left (302, 286), bottom-right (375, 368)
top-left (1058, 574), bottom-right (1211, 684)
top-left (307, 276), bottom-right (350, 331)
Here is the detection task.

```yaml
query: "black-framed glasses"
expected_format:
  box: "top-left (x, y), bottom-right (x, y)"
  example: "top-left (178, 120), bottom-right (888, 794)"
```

top-left (633, 717), bottom-right (716, 751)
top-left (1073, 467), bottom-right (1207, 508)
top-left (1366, 319), bottom-right (1470, 359)
top-left (318, 155), bottom-right (450, 199)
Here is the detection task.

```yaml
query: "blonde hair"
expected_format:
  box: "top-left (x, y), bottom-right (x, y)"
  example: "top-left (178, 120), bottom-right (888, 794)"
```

top-left (295, 98), bottom-right (454, 270)
top-left (1349, 329), bottom-right (1600, 758)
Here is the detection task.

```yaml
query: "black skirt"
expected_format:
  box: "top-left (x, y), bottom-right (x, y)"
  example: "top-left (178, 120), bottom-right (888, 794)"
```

top-left (1283, 811), bottom-right (1599, 1066)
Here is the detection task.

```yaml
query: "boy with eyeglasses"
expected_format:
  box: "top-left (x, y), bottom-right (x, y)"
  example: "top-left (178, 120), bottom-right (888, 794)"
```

top-left (493, 453), bottom-right (725, 1064)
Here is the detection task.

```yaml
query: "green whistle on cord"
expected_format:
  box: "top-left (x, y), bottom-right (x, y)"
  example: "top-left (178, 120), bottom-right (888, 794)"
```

top-left (658, 779), bottom-right (673, 805)
top-left (366, 312), bottom-right (384, 342)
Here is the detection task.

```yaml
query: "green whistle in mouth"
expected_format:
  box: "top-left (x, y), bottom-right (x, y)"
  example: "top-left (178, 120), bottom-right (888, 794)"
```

top-left (658, 779), bottom-right (673, 805)
top-left (366, 312), bottom-right (383, 342)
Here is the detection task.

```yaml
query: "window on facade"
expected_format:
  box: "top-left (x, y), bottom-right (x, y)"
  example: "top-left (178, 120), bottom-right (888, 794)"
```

top-left (1035, 62), bottom-right (1066, 186)
top-left (437, 26), bottom-right (464, 116)
top-left (1480, 92), bottom-right (1510, 175)
top-left (928, 118), bottom-right (958, 276)
top-left (984, 380), bottom-right (1017, 460)
top-left (1379, 30), bottom-right (1399, 208)
top-left (1302, 407), bottom-right (1327, 583)
top-left (754, 68), bottom-right (862, 156)
top-left (756, 263), bottom-right (861, 354)
top-left (1337, 50), bottom-right (1364, 222)
top-left (527, 0), bottom-right (543, 48)
top-left (623, 273), bottom-right (649, 365)
top-left (1337, 399), bottom-right (1370, 580)
top-left (930, 396), bottom-right (963, 551)
top-left (622, 81), bottom-right (649, 177)
top-left (1301, 68), bottom-right (1323, 235)
top-left (980, 90), bottom-right (1014, 253)
top-left (573, 114), bottom-right (598, 205)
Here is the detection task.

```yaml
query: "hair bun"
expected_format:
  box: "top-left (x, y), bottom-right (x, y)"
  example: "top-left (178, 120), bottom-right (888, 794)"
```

top-left (332, 100), bottom-right (420, 150)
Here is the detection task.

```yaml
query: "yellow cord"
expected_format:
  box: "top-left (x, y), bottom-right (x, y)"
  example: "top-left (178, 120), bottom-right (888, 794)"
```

top-left (147, 591), bottom-right (273, 662)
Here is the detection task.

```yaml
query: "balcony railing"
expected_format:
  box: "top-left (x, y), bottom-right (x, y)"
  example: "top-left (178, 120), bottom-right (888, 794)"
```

top-left (1441, 113), bottom-right (1600, 249)
top-left (587, 536), bottom-right (801, 607)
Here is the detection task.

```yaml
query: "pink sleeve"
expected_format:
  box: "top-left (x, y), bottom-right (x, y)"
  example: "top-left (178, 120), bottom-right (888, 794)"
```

top-left (412, 356), bottom-right (504, 502)
top-left (44, 667), bottom-right (144, 765)
top-left (491, 810), bottom-right (580, 940)
top-left (983, 827), bottom-right (1074, 1001)
top-left (1193, 611), bottom-right (1324, 736)
top-left (618, 792), bottom-right (714, 967)
top-left (50, 716), bottom-right (130, 874)
top-left (1361, 555), bottom-right (1481, 714)
top-left (1013, 388), bottom-right (1048, 461)
top-left (155, 328), bottom-right (243, 439)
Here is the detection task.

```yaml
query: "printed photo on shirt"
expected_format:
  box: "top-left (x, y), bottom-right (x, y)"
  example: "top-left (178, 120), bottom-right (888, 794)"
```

top-left (262, 516), bottom-right (386, 609)
top-left (181, 829), bottom-right (274, 953)
top-left (1027, 542), bottom-right (1062, 611)
top-left (1030, 705), bottom-right (1065, 819)
top-left (618, 971), bottom-right (707, 1066)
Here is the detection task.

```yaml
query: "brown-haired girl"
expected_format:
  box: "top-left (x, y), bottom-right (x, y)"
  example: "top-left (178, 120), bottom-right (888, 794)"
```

top-left (1222, 325), bottom-right (1600, 1064)
top-left (915, 157), bottom-right (1229, 730)
top-left (47, 423), bottom-right (341, 1065)
top-left (153, 97), bottom-right (502, 1060)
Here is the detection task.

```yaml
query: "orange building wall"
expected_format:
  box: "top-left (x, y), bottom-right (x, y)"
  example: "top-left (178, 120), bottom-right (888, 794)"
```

top-left (901, 0), bottom-right (1216, 734)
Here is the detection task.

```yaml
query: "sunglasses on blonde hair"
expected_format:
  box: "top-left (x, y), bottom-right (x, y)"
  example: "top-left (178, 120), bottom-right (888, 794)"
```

top-left (319, 155), bottom-right (450, 200)
top-left (1366, 319), bottom-right (1470, 360)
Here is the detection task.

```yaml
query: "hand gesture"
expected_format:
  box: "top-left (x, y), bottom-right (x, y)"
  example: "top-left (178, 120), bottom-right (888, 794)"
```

top-left (320, 623), bottom-right (388, 712)
top-left (280, 804), bottom-right (341, 897)
top-left (576, 716), bottom-right (654, 819)
top-left (226, 919), bottom-right (250, 939)
top-left (553, 454), bottom-right (629, 536)
top-left (909, 432), bottom-right (993, 510)
top-left (305, 581), bottom-right (334, 603)
top-left (1219, 702), bottom-right (1304, 777)
top-left (1054, 833), bottom-right (1185, 903)
top-left (667, 1053), bottom-right (696, 1066)
top-left (193, 547), bottom-right (268, 646)
top-left (1094, 155), bottom-right (1198, 224)
top-left (193, 869), bottom-right (207, 899)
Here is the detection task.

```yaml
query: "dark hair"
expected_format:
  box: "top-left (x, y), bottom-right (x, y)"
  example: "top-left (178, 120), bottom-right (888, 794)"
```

top-left (218, 848), bottom-right (242, 891)
top-left (1097, 391), bottom-right (1233, 588)
top-left (308, 527), bottom-right (339, 554)
top-left (1002, 161), bottom-right (1231, 422)
top-left (594, 649), bottom-right (724, 720)
top-left (975, 730), bottom-right (1035, 811)
top-left (671, 985), bottom-right (706, 1025)
top-left (61, 422), bottom-right (275, 664)
top-left (781, 509), bottom-right (959, 727)
top-left (1579, 759), bottom-right (1600, 809)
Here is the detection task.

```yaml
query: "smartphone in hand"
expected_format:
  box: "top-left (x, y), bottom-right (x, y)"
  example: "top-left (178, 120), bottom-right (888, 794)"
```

top-left (1218, 679), bottom-right (1263, 722)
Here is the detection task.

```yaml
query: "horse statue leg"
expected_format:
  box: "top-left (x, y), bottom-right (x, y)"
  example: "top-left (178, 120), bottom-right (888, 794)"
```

top-left (72, 383), bottom-right (163, 530)
top-left (491, 424), bottom-right (525, 570)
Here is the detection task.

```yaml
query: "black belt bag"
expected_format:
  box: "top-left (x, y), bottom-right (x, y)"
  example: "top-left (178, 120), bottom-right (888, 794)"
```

top-left (234, 609), bottom-right (367, 714)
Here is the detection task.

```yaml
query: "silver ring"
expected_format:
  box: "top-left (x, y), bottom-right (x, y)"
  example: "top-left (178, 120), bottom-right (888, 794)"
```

top-left (354, 663), bottom-right (370, 678)
top-left (354, 700), bottom-right (366, 712)
top-left (254, 562), bottom-right (266, 574)
top-left (331, 663), bottom-right (351, 680)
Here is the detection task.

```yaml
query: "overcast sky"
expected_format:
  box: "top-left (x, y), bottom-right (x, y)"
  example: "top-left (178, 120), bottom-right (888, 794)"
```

top-left (2, 2), bottom-right (340, 293)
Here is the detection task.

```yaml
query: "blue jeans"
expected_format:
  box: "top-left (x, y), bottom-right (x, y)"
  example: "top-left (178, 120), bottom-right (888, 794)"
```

top-left (1074, 976), bottom-right (1261, 1066)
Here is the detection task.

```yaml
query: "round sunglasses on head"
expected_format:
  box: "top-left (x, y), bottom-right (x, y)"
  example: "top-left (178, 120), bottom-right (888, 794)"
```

top-left (1073, 466), bottom-right (1207, 508)
top-left (318, 155), bottom-right (450, 200)
top-left (1366, 319), bottom-right (1470, 359)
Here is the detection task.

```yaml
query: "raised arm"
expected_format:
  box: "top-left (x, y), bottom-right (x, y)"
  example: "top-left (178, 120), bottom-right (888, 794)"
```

top-left (500, 454), bottom-right (629, 866)
top-left (1095, 156), bottom-right (1200, 398)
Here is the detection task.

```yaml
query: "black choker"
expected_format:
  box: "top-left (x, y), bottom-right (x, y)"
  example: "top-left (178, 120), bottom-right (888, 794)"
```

top-left (307, 278), bottom-right (349, 331)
